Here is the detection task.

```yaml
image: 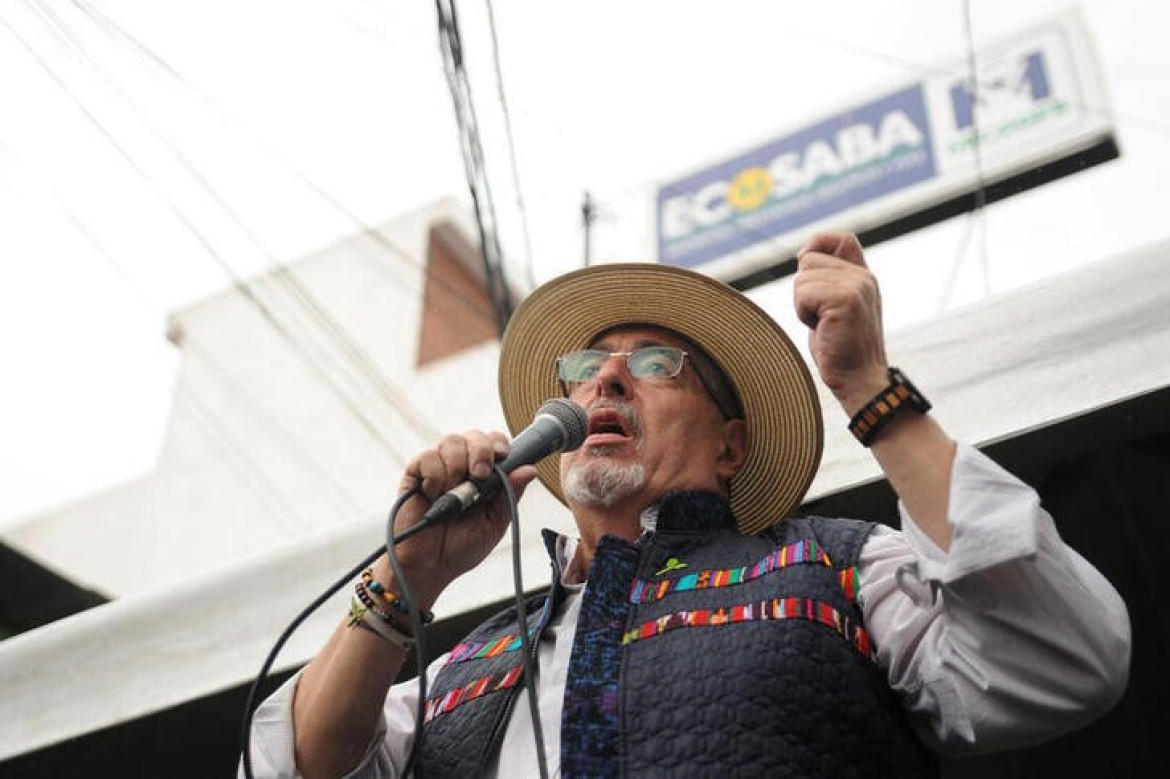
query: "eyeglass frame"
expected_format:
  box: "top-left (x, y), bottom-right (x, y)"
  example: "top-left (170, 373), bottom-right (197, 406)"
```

top-left (555, 345), bottom-right (743, 421)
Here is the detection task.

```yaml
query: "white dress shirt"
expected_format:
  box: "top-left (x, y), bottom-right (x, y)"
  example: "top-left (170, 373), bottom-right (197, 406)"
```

top-left (243, 444), bottom-right (1131, 777)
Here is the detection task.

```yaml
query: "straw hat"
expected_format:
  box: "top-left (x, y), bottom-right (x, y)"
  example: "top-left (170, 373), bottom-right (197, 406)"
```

top-left (497, 262), bottom-right (823, 535)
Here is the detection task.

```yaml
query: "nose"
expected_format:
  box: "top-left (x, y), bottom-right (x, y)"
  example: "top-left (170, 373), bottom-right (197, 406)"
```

top-left (581, 353), bottom-right (631, 402)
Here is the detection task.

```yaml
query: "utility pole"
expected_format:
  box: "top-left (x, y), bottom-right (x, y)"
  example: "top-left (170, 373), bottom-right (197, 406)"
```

top-left (581, 191), bottom-right (596, 266)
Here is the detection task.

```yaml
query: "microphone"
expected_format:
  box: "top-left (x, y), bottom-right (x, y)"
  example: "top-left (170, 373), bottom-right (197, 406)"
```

top-left (421, 398), bottom-right (589, 524)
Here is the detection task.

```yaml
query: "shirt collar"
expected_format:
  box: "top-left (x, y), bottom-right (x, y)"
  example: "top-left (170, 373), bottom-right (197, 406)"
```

top-left (541, 489), bottom-right (737, 570)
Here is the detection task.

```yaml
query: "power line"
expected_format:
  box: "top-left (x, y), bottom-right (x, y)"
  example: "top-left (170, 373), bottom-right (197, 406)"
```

top-left (174, 383), bottom-right (315, 535)
top-left (0, 139), bottom-right (367, 527)
top-left (436, 0), bottom-right (513, 336)
top-left (6, 2), bottom-right (411, 462)
top-left (938, 0), bottom-right (993, 313)
top-left (484, 0), bottom-right (537, 290)
top-left (68, 0), bottom-right (502, 332)
top-left (53, 0), bottom-right (438, 443)
top-left (961, 0), bottom-right (990, 299)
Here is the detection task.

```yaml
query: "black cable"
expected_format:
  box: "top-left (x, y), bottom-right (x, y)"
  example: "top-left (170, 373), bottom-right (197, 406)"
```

top-left (436, 0), bottom-right (514, 335)
top-left (73, 0), bottom-right (506, 329)
top-left (240, 486), bottom-right (419, 779)
top-left (383, 469), bottom-right (544, 776)
top-left (500, 465), bottom-right (550, 779)
top-left (238, 546), bottom-right (385, 779)
top-left (385, 486), bottom-right (430, 778)
top-left (240, 472), bottom-right (541, 778)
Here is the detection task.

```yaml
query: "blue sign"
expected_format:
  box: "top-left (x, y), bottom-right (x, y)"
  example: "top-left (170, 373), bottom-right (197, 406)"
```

top-left (657, 85), bottom-right (937, 269)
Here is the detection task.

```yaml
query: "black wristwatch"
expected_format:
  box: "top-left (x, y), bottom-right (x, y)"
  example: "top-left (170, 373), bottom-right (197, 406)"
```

top-left (847, 367), bottom-right (931, 447)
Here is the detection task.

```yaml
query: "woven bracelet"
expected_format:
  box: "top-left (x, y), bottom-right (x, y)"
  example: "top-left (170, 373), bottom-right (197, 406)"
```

top-left (347, 597), bottom-right (415, 651)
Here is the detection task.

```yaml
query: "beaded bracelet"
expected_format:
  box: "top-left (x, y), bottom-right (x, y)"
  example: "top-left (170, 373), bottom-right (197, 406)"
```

top-left (360, 569), bottom-right (435, 625)
top-left (361, 568), bottom-right (401, 606)
top-left (347, 597), bottom-right (415, 651)
top-left (354, 581), bottom-right (413, 634)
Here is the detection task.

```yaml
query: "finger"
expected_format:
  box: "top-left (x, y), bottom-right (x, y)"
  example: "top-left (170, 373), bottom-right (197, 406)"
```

top-left (793, 276), bottom-right (822, 331)
top-left (797, 231), bottom-right (866, 267)
top-left (508, 463), bottom-right (539, 493)
top-left (411, 445), bottom-right (458, 499)
top-left (793, 265), bottom-right (841, 330)
top-left (461, 430), bottom-right (504, 480)
top-left (435, 433), bottom-right (474, 486)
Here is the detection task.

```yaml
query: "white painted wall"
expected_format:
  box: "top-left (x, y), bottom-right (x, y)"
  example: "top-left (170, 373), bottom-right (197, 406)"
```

top-left (2, 197), bottom-right (575, 597)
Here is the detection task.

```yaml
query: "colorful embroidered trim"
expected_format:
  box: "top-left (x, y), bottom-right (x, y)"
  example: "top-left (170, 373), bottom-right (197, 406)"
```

top-left (424, 665), bottom-right (524, 723)
top-left (838, 565), bottom-right (860, 602)
top-left (629, 540), bottom-right (833, 604)
top-left (444, 628), bottom-right (536, 666)
top-left (620, 596), bottom-right (874, 660)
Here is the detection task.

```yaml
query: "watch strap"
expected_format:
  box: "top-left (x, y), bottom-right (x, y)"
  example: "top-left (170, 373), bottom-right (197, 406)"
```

top-left (847, 367), bottom-right (931, 447)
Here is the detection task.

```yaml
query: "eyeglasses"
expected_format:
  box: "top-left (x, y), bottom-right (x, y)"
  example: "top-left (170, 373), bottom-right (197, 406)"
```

top-left (557, 346), bottom-right (690, 388)
top-left (556, 345), bottom-right (741, 420)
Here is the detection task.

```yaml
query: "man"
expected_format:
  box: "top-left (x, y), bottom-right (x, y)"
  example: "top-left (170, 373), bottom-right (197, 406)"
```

top-left (245, 232), bottom-right (1130, 777)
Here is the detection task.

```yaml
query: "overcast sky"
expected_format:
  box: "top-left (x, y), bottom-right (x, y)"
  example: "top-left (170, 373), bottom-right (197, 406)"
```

top-left (1, 0), bottom-right (1167, 530)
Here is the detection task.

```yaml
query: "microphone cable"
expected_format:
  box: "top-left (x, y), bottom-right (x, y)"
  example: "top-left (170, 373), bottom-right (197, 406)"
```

top-left (239, 485), bottom-right (417, 779)
top-left (241, 470), bottom-right (550, 778)
top-left (499, 464), bottom-right (550, 779)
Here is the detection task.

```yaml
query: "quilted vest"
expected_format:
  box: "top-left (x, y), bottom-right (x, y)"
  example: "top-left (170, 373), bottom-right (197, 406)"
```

top-left (417, 491), bottom-right (938, 778)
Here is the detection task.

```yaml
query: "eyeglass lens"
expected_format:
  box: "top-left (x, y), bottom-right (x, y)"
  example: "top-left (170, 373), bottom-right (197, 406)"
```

top-left (558, 346), bottom-right (686, 383)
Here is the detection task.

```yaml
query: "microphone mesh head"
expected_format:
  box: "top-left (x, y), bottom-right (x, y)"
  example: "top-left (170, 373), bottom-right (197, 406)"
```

top-left (537, 398), bottom-right (589, 451)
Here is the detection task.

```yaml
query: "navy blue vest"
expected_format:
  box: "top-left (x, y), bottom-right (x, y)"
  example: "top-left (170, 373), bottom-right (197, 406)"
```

top-left (418, 492), bottom-right (938, 777)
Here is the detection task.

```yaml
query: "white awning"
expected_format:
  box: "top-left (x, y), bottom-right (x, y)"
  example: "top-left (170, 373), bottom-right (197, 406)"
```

top-left (2, 237), bottom-right (1168, 761)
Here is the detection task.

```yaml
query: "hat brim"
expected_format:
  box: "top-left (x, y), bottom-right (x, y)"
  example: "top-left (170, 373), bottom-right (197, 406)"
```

top-left (497, 263), bottom-right (822, 535)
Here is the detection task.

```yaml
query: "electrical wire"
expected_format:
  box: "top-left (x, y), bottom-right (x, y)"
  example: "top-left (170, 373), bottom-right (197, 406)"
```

top-left (70, 0), bottom-right (503, 327)
top-left (174, 384), bottom-right (314, 532)
top-left (240, 465), bottom-right (547, 778)
top-left (436, 0), bottom-right (514, 336)
top-left (961, 0), bottom-right (991, 297)
top-left (936, 0), bottom-right (995, 314)
top-left (0, 139), bottom-right (366, 532)
top-left (238, 538), bottom-right (386, 779)
top-left (31, 0), bottom-right (437, 451)
top-left (484, 0), bottom-right (537, 291)
top-left (5, 5), bottom-right (412, 464)
top-left (519, 5), bottom-right (1144, 287)
top-left (238, 483), bottom-right (431, 779)
top-left (271, 265), bottom-right (438, 442)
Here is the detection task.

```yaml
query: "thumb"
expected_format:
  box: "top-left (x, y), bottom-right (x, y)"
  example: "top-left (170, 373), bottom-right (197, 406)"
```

top-left (508, 464), bottom-right (539, 495)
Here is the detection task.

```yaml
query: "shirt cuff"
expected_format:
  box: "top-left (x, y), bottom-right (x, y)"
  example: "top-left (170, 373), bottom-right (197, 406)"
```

top-left (239, 669), bottom-right (392, 779)
top-left (898, 443), bottom-right (1042, 587)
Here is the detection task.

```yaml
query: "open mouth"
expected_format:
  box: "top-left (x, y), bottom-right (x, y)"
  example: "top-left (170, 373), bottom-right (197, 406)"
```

top-left (585, 407), bottom-right (634, 445)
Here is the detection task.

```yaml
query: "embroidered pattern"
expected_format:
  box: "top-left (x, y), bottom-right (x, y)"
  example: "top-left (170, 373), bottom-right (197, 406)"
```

top-left (620, 596), bottom-right (874, 660)
top-left (561, 540), bottom-right (638, 776)
top-left (424, 665), bottom-right (524, 723)
top-left (629, 540), bottom-right (834, 604)
top-left (838, 565), bottom-right (860, 602)
top-left (444, 629), bottom-right (534, 666)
